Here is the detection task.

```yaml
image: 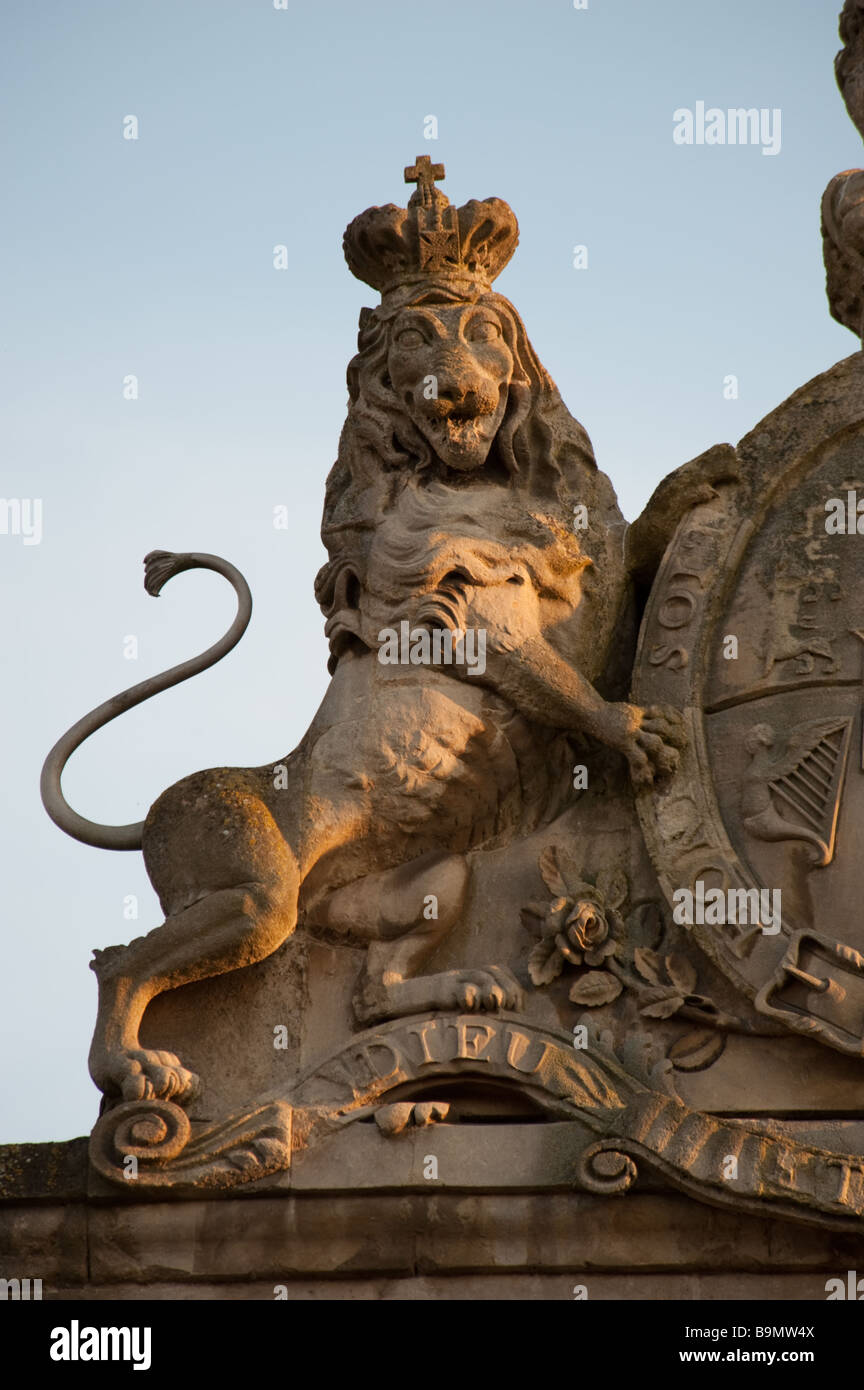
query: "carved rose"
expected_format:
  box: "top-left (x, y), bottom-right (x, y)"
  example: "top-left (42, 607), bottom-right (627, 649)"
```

top-left (526, 896), bottom-right (612, 984)
top-left (522, 848), bottom-right (620, 991)
top-left (522, 846), bottom-right (734, 1066)
top-left (560, 901), bottom-right (609, 959)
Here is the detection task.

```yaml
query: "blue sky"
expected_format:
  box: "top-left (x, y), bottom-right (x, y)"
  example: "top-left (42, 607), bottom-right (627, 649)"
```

top-left (1, 0), bottom-right (861, 1141)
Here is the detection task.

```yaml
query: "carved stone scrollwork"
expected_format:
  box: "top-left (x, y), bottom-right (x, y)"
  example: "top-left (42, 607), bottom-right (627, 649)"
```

top-left (575, 1141), bottom-right (639, 1195)
top-left (90, 1098), bottom-right (190, 1181)
top-left (89, 1098), bottom-right (293, 1189)
top-left (80, 1013), bottom-right (864, 1231)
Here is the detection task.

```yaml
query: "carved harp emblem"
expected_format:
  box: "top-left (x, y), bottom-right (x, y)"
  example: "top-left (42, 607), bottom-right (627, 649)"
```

top-left (741, 717), bottom-right (853, 867)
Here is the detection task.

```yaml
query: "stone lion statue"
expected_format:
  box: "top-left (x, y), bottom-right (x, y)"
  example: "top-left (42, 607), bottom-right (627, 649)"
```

top-left (42, 157), bottom-right (732, 1108)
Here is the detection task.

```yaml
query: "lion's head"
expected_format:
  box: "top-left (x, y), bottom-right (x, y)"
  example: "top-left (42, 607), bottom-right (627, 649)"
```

top-left (320, 283), bottom-right (623, 542)
top-left (345, 284), bottom-right (549, 482)
top-left (384, 298), bottom-right (511, 473)
top-left (316, 284), bottom-right (628, 681)
top-left (333, 282), bottom-right (596, 491)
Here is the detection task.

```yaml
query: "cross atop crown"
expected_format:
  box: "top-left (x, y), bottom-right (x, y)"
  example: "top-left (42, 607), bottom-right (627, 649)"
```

top-left (404, 155), bottom-right (446, 207)
top-left (403, 154), bottom-right (457, 269)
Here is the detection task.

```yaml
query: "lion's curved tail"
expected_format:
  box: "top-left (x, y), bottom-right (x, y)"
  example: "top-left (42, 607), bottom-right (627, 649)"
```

top-left (40, 550), bottom-right (252, 851)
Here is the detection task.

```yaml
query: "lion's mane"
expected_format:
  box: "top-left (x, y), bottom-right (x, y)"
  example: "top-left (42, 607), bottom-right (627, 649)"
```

top-left (316, 286), bottom-right (627, 678)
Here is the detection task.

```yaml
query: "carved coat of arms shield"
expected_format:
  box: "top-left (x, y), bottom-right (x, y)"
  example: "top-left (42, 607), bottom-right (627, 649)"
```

top-left (634, 351), bottom-right (864, 1056)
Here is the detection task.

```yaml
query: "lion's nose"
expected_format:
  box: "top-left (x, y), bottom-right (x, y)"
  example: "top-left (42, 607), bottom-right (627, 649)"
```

top-left (431, 357), bottom-right (483, 406)
top-left (436, 381), bottom-right (469, 405)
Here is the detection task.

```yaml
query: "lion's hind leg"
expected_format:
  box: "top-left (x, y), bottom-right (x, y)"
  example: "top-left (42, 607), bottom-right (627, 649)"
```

top-left (314, 851), bottom-right (522, 1024)
top-left (89, 771), bottom-right (300, 1105)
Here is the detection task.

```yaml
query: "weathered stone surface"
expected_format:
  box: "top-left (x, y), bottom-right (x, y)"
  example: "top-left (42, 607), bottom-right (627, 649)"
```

top-left (88, 1196), bottom-right (420, 1283)
top-left (21, 7), bottom-right (864, 1302)
top-left (5, 1187), bottom-right (864, 1296)
top-left (825, 4), bottom-right (864, 333)
top-left (289, 1120), bottom-right (597, 1192)
top-left (679, 1036), bottom-right (864, 1114)
top-left (33, 153), bottom-right (864, 1238)
top-left (634, 351), bottom-right (864, 1063)
top-left (0, 1202), bottom-right (87, 1286)
top-left (42, 153), bottom-right (718, 1147)
top-left (0, 1138), bottom-right (88, 1203)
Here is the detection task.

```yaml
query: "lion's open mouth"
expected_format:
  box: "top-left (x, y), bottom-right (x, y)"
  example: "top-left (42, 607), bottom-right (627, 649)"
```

top-left (427, 413), bottom-right (493, 460)
top-left (442, 415), bottom-right (485, 440)
top-left (413, 385), bottom-right (505, 470)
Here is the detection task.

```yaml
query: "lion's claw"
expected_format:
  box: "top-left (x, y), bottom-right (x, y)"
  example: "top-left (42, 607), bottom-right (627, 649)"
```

top-left (452, 965), bottom-right (523, 1012)
top-left (91, 1046), bottom-right (199, 1106)
top-left (620, 702), bottom-right (686, 787)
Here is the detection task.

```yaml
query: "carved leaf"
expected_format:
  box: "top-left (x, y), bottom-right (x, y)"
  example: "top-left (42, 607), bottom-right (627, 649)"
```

top-left (665, 953), bottom-right (697, 995)
top-left (538, 845), bottom-right (568, 897)
top-left (597, 867), bottom-right (628, 910)
top-left (633, 947), bottom-right (662, 984)
top-left (650, 1055), bottom-right (678, 1097)
top-left (640, 991), bottom-right (686, 1020)
top-left (667, 1029), bottom-right (726, 1072)
top-left (520, 903), bottom-right (548, 937)
top-left (679, 994), bottom-right (720, 1023)
top-left (617, 1032), bottom-right (665, 1089)
top-left (569, 971), bottom-right (623, 1007)
top-left (626, 901), bottom-right (664, 951)
top-left (528, 937), bottom-right (564, 987)
top-left (585, 940), bottom-right (617, 967)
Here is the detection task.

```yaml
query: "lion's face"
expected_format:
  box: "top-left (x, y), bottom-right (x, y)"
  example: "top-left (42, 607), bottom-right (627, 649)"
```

top-left (386, 303), bottom-right (513, 472)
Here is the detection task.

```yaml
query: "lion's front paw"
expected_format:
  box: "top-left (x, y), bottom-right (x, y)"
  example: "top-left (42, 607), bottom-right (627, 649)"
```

top-left (360, 965), bottom-right (524, 1022)
top-left (625, 703), bottom-right (687, 787)
top-left (434, 965), bottom-right (524, 1013)
top-left (91, 1047), bottom-right (200, 1105)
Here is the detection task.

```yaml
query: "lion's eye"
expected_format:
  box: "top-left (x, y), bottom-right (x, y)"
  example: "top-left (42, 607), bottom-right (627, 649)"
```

top-left (397, 328), bottom-right (426, 349)
top-left (466, 318), bottom-right (501, 343)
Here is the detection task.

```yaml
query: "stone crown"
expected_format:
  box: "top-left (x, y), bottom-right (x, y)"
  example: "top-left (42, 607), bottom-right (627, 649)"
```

top-left (343, 156), bottom-right (519, 302)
